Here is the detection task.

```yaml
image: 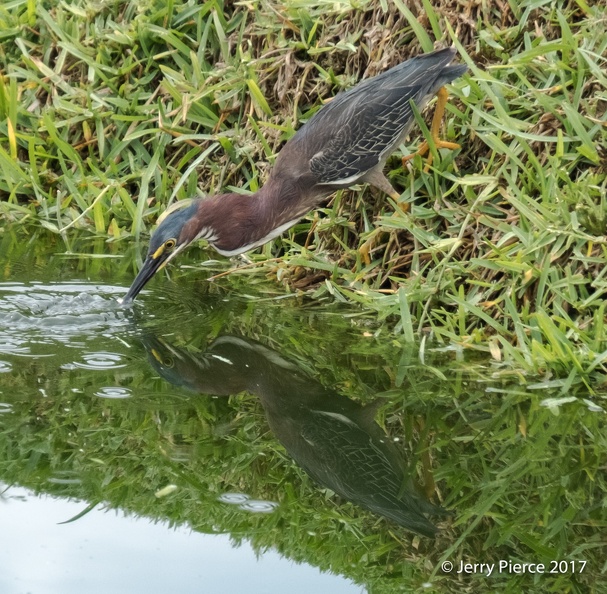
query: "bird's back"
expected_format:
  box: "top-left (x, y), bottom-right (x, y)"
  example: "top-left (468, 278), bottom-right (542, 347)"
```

top-left (272, 47), bottom-right (467, 189)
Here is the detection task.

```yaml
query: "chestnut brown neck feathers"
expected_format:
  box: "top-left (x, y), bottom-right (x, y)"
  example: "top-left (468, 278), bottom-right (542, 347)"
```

top-left (187, 174), bottom-right (324, 257)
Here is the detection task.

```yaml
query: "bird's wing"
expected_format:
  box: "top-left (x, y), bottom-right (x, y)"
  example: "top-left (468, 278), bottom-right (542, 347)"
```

top-left (281, 48), bottom-right (465, 186)
top-left (307, 85), bottom-right (419, 184)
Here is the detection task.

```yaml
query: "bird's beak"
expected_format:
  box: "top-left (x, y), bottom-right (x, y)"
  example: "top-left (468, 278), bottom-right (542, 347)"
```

top-left (121, 255), bottom-right (164, 305)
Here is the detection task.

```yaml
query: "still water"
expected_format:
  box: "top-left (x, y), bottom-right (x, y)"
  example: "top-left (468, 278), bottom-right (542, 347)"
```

top-left (0, 228), bottom-right (605, 593)
top-left (1, 484), bottom-right (359, 594)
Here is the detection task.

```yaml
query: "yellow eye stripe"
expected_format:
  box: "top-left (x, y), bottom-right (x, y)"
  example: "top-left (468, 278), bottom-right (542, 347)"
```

top-left (152, 239), bottom-right (176, 260)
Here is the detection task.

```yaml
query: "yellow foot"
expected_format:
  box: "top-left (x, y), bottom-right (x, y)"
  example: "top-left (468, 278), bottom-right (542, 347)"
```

top-left (394, 199), bottom-right (411, 214)
top-left (402, 139), bottom-right (461, 171)
top-left (359, 240), bottom-right (372, 265)
top-left (402, 86), bottom-right (460, 172)
top-left (359, 229), bottom-right (382, 265)
top-left (388, 190), bottom-right (410, 214)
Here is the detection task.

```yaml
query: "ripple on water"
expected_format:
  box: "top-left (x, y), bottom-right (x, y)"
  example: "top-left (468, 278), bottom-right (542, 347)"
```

top-left (0, 283), bottom-right (129, 338)
top-left (218, 493), bottom-right (279, 513)
top-left (66, 352), bottom-right (126, 371)
top-left (238, 500), bottom-right (279, 514)
top-left (0, 361), bottom-right (12, 372)
top-left (47, 470), bottom-right (82, 485)
top-left (0, 403), bottom-right (13, 414)
top-left (218, 493), bottom-right (250, 505)
top-left (0, 337), bottom-right (30, 356)
top-left (47, 476), bottom-right (82, 485)
top-left (95, 386), bottom-right (132, 399)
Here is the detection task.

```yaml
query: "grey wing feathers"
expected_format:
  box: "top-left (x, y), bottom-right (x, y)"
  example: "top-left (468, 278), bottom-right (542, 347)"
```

top-left (306, 48), bottom-right (467, 185)
top-left (309, 88), bottom-right (418, 183)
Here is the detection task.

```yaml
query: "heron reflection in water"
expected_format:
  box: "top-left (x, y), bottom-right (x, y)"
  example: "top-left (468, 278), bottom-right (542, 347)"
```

top-left (143, 333), bottom-right (449, 537)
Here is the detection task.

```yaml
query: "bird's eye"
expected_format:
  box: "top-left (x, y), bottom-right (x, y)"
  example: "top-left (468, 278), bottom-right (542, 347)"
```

top-left (165, 239), bottom-right (176, 250)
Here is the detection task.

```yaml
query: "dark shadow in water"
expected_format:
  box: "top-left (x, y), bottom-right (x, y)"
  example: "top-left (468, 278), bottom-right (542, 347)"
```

top-left (142, 333), bottom-right (449, 538)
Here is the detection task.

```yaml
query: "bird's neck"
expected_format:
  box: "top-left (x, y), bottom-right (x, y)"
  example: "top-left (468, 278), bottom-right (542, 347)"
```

top-left (197, 176), bottom-right (311, 257)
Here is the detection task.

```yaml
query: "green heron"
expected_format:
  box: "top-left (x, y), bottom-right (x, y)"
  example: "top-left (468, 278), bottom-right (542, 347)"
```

top-left (122, 47), bottom-right (467, 303)
top-left (143, 332), bottom-right (447, 536)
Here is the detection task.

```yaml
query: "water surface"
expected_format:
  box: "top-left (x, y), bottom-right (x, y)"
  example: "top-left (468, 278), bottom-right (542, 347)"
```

top-left (0, 228), bottom-right (605, 593)
top-left (1, 484), bottom-right (358, 594)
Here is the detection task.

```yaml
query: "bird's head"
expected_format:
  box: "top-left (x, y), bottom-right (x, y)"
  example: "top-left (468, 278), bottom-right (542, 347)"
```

top-left (122, 201), bottom-right (201, 304)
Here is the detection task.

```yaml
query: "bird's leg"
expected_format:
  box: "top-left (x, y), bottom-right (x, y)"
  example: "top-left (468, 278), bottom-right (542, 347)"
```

top-left (402, 86), bottom-right (460, 172)
top-left (357, 188), bottom-right (405, 265)
top-left (359, 229), bottom-right (381, 265)
top-left (389, 190), bottom-right (409, 215)
top-left (363, 170), bottom-right (407, 213)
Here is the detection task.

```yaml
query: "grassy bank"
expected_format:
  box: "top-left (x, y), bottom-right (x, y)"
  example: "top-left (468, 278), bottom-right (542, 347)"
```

top-left (0, 0), bottom-right (606, 386)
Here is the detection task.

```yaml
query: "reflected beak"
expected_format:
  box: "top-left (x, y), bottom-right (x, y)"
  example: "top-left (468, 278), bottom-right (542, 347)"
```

top-left (121, 255), bottom-right (164, 305)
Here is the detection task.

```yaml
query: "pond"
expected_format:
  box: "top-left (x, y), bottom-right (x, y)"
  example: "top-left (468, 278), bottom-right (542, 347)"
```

top-left (0, 227), bottom-right (604, 593)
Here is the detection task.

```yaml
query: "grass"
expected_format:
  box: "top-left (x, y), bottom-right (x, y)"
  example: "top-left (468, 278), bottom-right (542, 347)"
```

top-left (1, 0), bottom-right (607, 386)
